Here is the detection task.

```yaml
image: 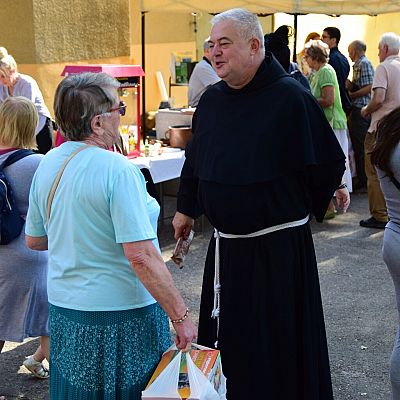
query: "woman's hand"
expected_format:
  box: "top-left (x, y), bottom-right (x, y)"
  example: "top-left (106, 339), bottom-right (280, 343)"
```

top-left (335, 187), bottom-right (350, 212)
top-left (172, 212), bottom-right (194, 240)
top-left (173, 317), bottom-right (197, 352)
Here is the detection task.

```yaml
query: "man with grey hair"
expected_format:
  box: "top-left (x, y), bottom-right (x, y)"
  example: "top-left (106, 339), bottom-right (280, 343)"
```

top-left (360, 32), bottom-right (400, 229)
top-left (187, 37), bottom-right (220, 107)
top-left (173, 7), bottom-right (348, 400)
top-left (347, 40), bottom-right (374, 190)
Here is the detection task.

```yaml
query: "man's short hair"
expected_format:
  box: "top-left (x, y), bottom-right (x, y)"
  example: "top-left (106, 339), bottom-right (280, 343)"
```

top-left (211, 8), bottom-right (264, 53)
top-left (379, 32), bottom-right (400, 52)
top-left (323, 27), bottom-right (341, 45)
top-left (203, 37), bottom-right (211, 50)
top-left (349, 40), bottom-right (367, 53)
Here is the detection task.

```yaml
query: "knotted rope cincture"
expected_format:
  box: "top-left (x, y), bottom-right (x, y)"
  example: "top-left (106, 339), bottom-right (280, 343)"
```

top-left (211, 215), bottom-right (310, 349)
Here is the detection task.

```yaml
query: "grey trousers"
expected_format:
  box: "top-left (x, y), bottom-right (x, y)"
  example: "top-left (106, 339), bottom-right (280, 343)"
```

top-left (383, 227), bottom-right (400, 400)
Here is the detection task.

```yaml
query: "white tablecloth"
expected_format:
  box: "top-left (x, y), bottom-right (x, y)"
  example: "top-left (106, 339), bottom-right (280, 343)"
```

top-left (129, 150), bottom-right (185, 183)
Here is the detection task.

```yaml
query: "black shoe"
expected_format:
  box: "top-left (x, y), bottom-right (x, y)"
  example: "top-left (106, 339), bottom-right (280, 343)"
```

top-left (359, 217), bottom-right (387, 229)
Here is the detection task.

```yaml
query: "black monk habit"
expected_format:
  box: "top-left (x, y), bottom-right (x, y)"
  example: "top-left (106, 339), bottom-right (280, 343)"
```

top-left (177, 53), bottom-right (345, 400)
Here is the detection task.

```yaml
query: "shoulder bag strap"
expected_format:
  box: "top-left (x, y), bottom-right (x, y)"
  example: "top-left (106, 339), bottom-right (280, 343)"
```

top-left (46, 144), bottom-right (92, 222)
top-left (1, 149), bottom-right (35, 169)
top-left (391, 175), bottom-right (400, 192)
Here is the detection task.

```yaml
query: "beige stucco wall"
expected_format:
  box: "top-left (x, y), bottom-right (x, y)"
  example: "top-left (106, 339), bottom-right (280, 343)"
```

top-left (0, 1), bottom-right (36, 63)
top-left (3, 0), bottom-right (133, 120)
top-left (33, 0), bottom-right (130, 62)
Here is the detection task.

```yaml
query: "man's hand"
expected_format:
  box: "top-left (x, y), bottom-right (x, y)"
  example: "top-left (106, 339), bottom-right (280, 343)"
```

top-left (172, 212), bottom-right (194, 240)
top-left (335, 187), bottom-right (350, 213)
top-left (361, 105), bottom-right (369, 118)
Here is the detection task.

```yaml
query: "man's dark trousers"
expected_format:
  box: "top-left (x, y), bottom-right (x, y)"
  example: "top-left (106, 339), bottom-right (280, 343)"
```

top-left (348, 106), bottom-right (369, 187)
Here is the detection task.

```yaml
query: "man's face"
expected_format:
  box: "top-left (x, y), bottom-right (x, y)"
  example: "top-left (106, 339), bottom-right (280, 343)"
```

top-left (348, 45), bottom-right (357, 62)
top-left (209, 20), bottom-right (257, 88)
top-left (378, 43), bottom-right (388, 63)
top-left (321, 31), bottom-right (336, 49)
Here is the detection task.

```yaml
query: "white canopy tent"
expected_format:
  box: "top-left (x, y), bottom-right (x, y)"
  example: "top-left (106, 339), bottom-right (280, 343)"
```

top-left (139, 0), bottom-right (400, 131)
top-left (140, 0), bottom-right (400, 15)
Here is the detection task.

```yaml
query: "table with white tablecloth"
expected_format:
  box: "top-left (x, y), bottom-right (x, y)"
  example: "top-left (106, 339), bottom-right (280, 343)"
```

top-left (129, 150), bottom-right (185, 221)
top-left (129, 149), bottom-right (185, 184)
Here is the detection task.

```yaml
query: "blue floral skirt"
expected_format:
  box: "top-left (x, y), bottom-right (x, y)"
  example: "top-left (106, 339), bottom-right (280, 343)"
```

top-left (49, 303), bottom-right (171, 399)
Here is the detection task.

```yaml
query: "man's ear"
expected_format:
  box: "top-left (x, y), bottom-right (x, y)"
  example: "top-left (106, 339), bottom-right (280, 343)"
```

top-left (250, 37), bottom-right (260, 54)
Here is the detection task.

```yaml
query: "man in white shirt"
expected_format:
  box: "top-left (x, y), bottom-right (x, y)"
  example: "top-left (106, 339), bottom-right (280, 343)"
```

top-left (360, 32), bottom-right (400, 228)
top-left (188, 37), bottom-right (220, 107)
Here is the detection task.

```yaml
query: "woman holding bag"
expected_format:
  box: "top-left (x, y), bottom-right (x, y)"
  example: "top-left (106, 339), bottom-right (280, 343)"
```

top-left (305, 39), bottom-right (352, 218)
top-left (25, 72), bottom-right (196, 399)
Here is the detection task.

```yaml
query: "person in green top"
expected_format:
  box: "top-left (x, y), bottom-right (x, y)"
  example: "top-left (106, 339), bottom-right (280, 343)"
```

top-left (305, 39), bottom-right (353, 218)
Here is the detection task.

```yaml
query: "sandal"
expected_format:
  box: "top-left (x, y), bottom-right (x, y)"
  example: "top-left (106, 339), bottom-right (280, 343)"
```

top-left (22, 355), bottom-right (49, 379)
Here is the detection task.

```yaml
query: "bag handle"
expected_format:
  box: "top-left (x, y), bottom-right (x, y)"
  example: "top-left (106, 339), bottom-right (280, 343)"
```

top-left (162, 342), bottom-right (215, 355)
top-left (391, 175), bottom-right (400, 192)
top-left (46, 145), bottom-right (92, 222)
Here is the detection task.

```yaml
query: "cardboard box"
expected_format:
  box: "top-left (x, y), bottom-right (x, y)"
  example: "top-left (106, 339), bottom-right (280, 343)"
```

top-left (145, 348), bottom-right (223, 399)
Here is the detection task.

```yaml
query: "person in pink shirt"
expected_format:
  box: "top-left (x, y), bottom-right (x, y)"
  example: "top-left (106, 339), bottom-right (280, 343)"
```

top-left (360, 32), bottom-right (400, 229)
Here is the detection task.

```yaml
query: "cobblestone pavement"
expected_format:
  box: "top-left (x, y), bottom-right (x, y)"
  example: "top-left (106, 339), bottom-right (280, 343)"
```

top-left (0, 191), bottom-right (395, 399)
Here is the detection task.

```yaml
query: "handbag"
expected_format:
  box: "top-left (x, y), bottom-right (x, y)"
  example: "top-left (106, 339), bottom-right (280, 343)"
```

top-left (142, 343), bottom-right (227, 400)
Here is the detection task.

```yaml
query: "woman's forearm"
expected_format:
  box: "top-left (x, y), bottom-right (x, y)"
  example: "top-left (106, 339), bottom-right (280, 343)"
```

top-left (123, 240), bottom-right (188, 320)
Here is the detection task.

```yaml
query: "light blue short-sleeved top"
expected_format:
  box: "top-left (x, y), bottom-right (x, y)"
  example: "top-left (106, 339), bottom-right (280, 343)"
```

top-left (26, 142), bottom-right (158, 311)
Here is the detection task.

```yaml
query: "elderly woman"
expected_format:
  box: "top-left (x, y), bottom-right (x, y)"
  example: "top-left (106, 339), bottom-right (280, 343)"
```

top-left (305, 39), bottom-right (352, 218)
top-left (25, 72), bottom-right (196, 399)
top-left (0, 97), bottom-right (49, 378)
top-left (371, 107), bottom-right (400, 399)
top-left (0, 47), bottom-right (53, 154)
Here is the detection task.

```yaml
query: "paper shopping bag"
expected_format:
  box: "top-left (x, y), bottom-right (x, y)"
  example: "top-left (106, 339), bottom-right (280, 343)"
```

top-left (142, 344), bottom-right (226, 400)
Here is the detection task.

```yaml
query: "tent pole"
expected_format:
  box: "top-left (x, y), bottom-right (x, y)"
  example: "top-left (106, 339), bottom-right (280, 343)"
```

top-left (141, 11), bottom-right (146, 144)
top-left (293, 14), bottom-right (298, 62)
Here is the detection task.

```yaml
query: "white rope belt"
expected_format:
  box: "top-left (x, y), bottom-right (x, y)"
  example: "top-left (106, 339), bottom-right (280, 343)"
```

top-left (212, 214), bottom-right (309, 348)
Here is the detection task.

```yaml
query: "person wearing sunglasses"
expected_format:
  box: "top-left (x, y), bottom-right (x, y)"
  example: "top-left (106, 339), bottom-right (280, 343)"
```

top-left (25, 72), bottom-right (196, 399)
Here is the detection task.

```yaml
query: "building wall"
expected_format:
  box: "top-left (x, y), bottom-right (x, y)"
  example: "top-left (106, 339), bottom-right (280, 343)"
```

top-left (0, 0), bottom-right (36, 62)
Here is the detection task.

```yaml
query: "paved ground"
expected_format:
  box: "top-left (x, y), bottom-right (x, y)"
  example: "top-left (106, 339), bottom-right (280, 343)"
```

top-left (0, 191), bottom-right (396, 399)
